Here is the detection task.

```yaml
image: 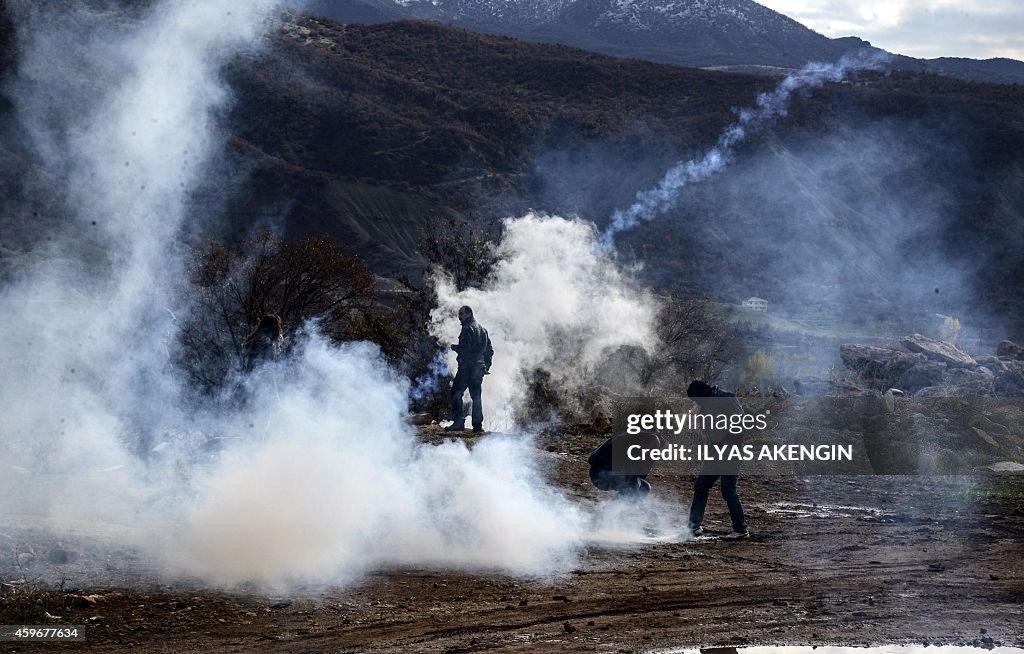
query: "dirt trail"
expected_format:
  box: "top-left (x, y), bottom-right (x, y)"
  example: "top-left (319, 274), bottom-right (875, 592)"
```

top-left (2, 433), bottom-right (1022, 653)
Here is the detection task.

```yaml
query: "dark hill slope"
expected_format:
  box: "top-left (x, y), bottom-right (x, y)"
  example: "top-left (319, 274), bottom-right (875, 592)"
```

top-left (1, 10), bottom-right (1023, 323)
top-left (218, 16), bottom-right (778, 274)
top-left (224, 17), bottom-right (1024, 308)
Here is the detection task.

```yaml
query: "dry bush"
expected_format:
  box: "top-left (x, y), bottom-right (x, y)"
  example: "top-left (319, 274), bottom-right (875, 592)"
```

top-left (648, 297), bottom-right (739, 389)
top-left (519, 297), bottom-right (740, 427)
top-left (416, 215), bottom-right (501, 292)
top-left (177, 233), bottom-right (388, 394)
top-left (397, 216), bottom-right (503, 415)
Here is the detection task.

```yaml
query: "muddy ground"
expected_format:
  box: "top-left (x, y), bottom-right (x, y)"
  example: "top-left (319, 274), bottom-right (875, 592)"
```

top-left (2, 427), bottom-right (1023, 653)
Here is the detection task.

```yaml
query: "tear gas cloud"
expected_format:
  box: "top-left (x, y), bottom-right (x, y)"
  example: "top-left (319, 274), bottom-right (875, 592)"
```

top-left (430, 213), bottom-right (661, 430)
top-left (0, 0), bottom-right (677, 591)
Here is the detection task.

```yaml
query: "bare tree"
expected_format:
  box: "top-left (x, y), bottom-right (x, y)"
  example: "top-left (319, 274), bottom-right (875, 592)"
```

top-left (416, 215), bottom-right (501, 292)
top-left (176, 233), bottom-right (384, 394)
top-left (651, 296), bottom-right (738, 386)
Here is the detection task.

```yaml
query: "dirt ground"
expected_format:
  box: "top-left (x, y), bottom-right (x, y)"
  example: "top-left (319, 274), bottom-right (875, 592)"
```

top-left (2, 428), bottom-right (1023, 653)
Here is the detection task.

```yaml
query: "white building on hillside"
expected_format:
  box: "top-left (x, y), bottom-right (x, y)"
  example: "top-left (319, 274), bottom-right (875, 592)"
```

top-left (742, 296), bottom-right (768, 312)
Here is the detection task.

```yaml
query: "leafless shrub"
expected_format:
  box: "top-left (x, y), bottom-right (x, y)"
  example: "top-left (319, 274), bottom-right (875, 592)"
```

top-left (176, 233), bottom-right (386, 394)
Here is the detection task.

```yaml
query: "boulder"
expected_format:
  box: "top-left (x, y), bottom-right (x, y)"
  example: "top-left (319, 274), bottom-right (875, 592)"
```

top-left (901, 334), bottom-right (976, 368)
top-left (403, 413), bottom-right (433, 426)
top-left (943, 367), bottom-right (995, 392)
top-left (987, 461), bottom-right (1024, 474)
top-left (897, 360), bottom-right (947, 392)
top-left (970, 427), bottom-right (999, 449)
top-left (993, 360), bottom-right (1024, 395)
top-left (975, 356), bottom-right (1008, 373)
top-left (996, 340), bottom-right (1024, 361)
top-left (840, 344), bottom-right (924, 378)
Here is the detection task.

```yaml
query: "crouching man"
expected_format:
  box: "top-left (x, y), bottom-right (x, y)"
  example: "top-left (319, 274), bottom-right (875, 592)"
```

top-left (588, 432), bottom-right (662, 500)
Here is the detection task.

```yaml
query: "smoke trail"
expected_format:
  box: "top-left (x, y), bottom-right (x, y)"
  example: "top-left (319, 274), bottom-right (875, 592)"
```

top-left (601, 51), bottom-right (889, 247)
top-left (431, 213), bottom-right (661, 430)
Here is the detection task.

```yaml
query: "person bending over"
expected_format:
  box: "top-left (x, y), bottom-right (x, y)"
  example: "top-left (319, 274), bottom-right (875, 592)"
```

top-left (588, 431), bottom-right (661, 500)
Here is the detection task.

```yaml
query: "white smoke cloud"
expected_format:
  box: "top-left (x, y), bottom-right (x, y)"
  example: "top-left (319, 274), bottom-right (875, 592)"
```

top-left (602, 51), bottom-right (889, 247)
top-left (162, 337), bottom-right (586, 586)
top-left (1, 0), bottom-right (280, 530)
top-left (1, 1), bottom-right (674, 590)
top-left (430, 213), bottom-right (661, 430)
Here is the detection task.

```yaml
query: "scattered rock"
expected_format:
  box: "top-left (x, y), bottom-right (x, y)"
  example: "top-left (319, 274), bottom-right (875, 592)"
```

top-left (403, 413), bottom-right (433, 426)
top-left (552, 595), bottom-right (570, 602)
top-left (841, 345), bottom-right (922, 378)
top-left (986, 461), bottom-right (1024, 474)
top-left (839, 344), bottom-right (952, 392)
top-left (68, 595), bottom-right (100, 609)
top-left (270, 601), bottom-right (291, 610)
top-left (898, 360), bottom-right (946, 392)
top-left (518, 598), bottom-right (528, 606)
top-left (971, 427), bottom-right (1000, 449)
top-left (993, 360), bottom-right (1024, 395)
top-left (902, 334), bottom-right (976, 367)
top-left (945, 367), bottom-right (993, 385)
top-left (563, 621), bottom-right (575, 633)
top-left (996, 340), bottom-right (1024, 361)
top-left (975, 355), bottom-right (1007, 372)
top-left (16, 552), bottom-right (35, 567)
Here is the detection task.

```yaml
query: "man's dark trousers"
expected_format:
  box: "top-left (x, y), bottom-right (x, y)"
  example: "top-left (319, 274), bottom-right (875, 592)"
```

top-left (450, 367), bottom-right (485, 430)
top-left (688, 471), bottom-right (747, 533)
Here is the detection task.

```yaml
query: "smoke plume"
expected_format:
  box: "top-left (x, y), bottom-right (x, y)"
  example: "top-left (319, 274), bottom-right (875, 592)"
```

top-left (601, 51), bottom-right (889, 247)
top-left (430, 213), bottom-right (661, 430)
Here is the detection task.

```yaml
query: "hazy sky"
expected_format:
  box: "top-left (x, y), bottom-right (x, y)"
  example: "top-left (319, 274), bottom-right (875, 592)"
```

top-left (756, 0), bottom-right (1024, 61)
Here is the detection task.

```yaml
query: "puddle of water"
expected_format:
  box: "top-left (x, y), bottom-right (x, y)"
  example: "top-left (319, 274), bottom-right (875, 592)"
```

top-left (653, 647), bottom-right (1021, 654)
top-left (764, 502), bottom-right (892, 519)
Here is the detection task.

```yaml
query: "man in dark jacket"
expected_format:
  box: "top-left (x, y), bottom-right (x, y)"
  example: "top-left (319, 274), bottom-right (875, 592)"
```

top-left (588, 431), bottom-right (661, 499)
top-left (686, 380), bottom-right (749, 540)
top-left (446, 305), bottom-right (494, 433)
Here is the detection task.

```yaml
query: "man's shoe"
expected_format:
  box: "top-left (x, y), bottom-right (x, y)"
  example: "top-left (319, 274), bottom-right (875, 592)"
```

top-left (472, 427), bottom-right (485, 434)
top-left (444, 423), bottom-right (465, 433)
top-left (722, 530), bottom-right (750, 540)
top-left (690, 526), bottom-right (704, 537)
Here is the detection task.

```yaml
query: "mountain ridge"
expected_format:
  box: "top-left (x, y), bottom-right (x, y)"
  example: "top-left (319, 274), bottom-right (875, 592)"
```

top-left (302, 0), bottom-right (1024, 84)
